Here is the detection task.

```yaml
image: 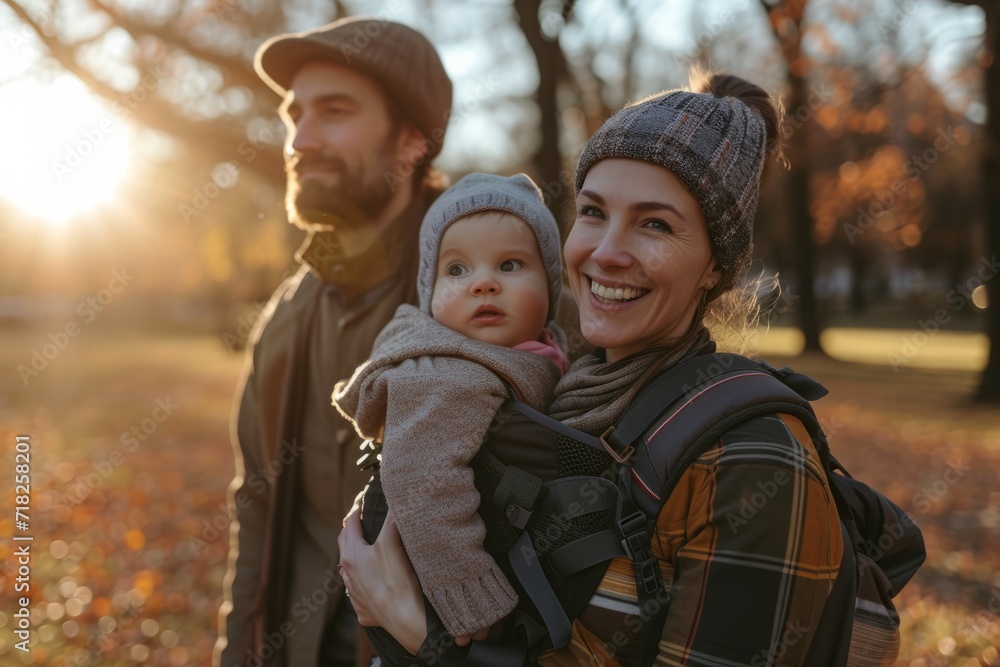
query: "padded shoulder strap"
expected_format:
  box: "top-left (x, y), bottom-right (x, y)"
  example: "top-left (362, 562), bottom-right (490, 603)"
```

top-left (609, 354), bottom-right (767, 449)
top-left (611, 353), bottom-right (829, 517)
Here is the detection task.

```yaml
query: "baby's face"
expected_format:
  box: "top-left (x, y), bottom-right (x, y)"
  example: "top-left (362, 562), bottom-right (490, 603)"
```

top-left (431, 211), bottom-right (549, 347)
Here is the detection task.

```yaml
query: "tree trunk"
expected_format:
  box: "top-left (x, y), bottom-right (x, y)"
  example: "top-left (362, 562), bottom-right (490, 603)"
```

top-left (786, 51), bottom-right (824, 351)
top-left (513, 0), bottom-right (574, 232)
top-left (977, 2), bottom-right (1000, 403)
top-left (849, 245), bottom-right (868, 314)
top-left (761, 0), bottom-right (824, 353)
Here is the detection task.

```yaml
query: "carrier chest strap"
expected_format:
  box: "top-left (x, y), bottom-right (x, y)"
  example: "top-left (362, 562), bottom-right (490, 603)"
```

top-left (547, 531), bottom-right (621, 578)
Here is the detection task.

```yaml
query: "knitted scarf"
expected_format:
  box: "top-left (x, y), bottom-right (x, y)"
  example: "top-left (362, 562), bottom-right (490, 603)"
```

top-left (548, 328), bottom-right (715, 434)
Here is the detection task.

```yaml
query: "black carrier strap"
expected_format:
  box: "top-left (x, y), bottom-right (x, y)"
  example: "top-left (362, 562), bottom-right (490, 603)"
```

top-left (489, 458), bottom-right (575, 655)
top-left (508, 532), bottom-right (572, 649)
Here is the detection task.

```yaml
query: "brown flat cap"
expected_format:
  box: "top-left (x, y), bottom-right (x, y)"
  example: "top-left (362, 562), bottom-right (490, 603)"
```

top-left (255, 16), bottom-right (453, 158)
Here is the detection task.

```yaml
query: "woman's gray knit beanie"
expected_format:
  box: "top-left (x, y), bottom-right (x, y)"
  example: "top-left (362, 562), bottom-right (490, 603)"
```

top-left (418, 173), bottom-right (562, 323)
top-left (575, 89), bottom-right (767, 282)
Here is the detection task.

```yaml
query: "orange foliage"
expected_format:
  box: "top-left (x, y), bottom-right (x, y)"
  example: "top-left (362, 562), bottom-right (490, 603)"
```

top-left (124, 529), bottom-right (146, 550)
top-left (810, 146), bottom-right (927, 246)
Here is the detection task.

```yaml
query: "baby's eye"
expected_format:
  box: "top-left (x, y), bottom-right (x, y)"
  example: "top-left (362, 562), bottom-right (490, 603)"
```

top-left (500, 259), bottom-right (523, 272)
top-left (446, 264), bottom-right (467, 277)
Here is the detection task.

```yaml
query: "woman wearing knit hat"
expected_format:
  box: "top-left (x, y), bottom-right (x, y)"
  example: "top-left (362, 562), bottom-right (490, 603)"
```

top-left (338, 74), bottom-right (859, 667)
top-left (333, 172), bottom-right (570, 645)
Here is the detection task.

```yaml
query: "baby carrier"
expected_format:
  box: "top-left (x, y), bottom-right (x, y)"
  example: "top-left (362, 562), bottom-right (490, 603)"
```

top-left (357, 353), bottom-right (926, 667)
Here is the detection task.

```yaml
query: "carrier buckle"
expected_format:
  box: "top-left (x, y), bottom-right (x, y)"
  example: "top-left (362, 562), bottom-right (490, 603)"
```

top-left (618, 513), bottom-right (659, 594)
top-left (506, 505), bottom-right (533, 530)
top-left (635, 556), bottom-right (660, 594)
top-left (618, 514), bottom-right (648, 555)
top-left (600, 426), bottom-right (634, 464)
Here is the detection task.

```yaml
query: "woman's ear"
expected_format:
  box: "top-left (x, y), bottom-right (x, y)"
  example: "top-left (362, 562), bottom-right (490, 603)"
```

top-left (701, 258), bottom-right (723, 292)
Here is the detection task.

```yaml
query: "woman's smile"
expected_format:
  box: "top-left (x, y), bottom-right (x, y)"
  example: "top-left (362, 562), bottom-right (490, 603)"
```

top-left (587, 276), bottom-right (650, 303)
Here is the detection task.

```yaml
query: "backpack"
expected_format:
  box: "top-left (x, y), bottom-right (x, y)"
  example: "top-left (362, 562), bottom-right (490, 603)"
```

top-left (460, 353), bottom-right (926, 667)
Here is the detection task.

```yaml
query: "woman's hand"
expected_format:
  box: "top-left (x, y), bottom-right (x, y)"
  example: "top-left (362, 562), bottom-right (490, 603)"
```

top-left (337, 508), bottom-right (427, 654)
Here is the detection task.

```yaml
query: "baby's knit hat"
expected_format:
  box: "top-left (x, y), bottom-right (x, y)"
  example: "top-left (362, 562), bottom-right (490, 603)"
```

top-left (575, 89), bottom-right (767, 287)
top-left (418, 173), bottom-right (562, 323)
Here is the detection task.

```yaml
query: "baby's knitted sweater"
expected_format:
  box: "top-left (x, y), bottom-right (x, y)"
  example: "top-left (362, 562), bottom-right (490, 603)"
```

top-left (333, 304), bottom-right (562, 636)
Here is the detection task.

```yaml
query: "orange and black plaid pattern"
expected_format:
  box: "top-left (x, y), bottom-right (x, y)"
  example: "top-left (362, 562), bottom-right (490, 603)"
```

top-left (541, 413), bottom-right (843, 667)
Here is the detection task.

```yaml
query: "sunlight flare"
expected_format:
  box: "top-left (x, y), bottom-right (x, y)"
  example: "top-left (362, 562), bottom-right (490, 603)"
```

top-left (0, 76), bottom-right (130, 226)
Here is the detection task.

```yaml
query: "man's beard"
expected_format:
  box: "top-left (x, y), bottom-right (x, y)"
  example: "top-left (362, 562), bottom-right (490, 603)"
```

top-left (285, 141), bottom-right (399, 228)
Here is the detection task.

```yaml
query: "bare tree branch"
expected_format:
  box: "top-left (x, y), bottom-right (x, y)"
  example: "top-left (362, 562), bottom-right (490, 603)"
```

top-left (88, 0), bottom-right (276, 102)
top-left (0, 0), bottom-right (284, 184)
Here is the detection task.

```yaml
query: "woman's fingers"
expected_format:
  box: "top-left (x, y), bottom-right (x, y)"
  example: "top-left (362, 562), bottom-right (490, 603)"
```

top-left (343, 507), bottom-right (364, 543)
top-left (337, 511), bottom-right (382, 626)
top-left (339, 510), bottom-right (364, 567)
top-left (340, 570), bottom-right (377, 626)
top-left (337, 505), bottom-right (359, 567)
top-left (454, 624), bottom-right (491, 647)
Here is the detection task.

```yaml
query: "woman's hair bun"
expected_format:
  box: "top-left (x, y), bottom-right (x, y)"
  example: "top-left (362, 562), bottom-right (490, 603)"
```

top-left (689, 68), bottom-right (785, 166)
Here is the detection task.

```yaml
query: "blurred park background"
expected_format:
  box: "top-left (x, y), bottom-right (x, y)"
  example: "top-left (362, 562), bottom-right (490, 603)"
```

top-left (0, 0), bottom-right (999, 665)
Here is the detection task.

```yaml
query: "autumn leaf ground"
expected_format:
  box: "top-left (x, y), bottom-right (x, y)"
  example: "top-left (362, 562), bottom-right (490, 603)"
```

top-left (0, 327), bottom-right (997, 666)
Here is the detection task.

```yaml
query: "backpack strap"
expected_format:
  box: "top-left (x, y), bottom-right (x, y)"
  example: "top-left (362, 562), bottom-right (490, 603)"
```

top-left (603, 353), bottom-right (831, 667)
top-left (615, 353), bottom-right (828, 518)
top-left (801, 521), bottom-right (855, 667)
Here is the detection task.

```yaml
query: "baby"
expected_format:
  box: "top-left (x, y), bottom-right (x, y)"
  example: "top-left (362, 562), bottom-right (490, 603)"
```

top-left (333, 172), bottom-right (567, 640)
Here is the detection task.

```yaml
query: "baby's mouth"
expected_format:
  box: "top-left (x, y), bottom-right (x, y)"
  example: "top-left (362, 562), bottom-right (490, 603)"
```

top-left (473, 305), bottom-right (506, 319)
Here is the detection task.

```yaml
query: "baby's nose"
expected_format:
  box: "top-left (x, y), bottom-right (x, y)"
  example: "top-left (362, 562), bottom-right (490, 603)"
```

top-left (471, 277), bottom-right (500, 295)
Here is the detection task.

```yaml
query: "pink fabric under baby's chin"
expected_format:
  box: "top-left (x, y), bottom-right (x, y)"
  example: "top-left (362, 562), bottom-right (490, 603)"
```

top-left (513, 329), bottom-right (569, 374)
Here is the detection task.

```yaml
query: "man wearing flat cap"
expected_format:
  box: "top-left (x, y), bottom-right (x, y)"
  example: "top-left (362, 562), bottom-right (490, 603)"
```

top-left (214, 17), bottom-right (452, 667)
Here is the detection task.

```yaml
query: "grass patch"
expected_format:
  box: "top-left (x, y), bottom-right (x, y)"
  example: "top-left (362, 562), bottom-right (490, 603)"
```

top-left (0, 329), bottom-right (996, 665)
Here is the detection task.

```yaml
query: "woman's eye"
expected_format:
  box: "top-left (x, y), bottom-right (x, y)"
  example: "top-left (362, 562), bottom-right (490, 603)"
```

top-left (578, 204), bottom-right (604, 218)
top-left (500, 259), bottom-right (523, 272)
top-left (446, 264), bottom-right (466, 277)
top-left (644, 218), bottom-right (674, 233)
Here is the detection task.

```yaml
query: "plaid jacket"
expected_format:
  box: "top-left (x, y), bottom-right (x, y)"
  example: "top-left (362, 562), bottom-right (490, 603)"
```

top-left (539, 412), bottom-right (843, 667)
